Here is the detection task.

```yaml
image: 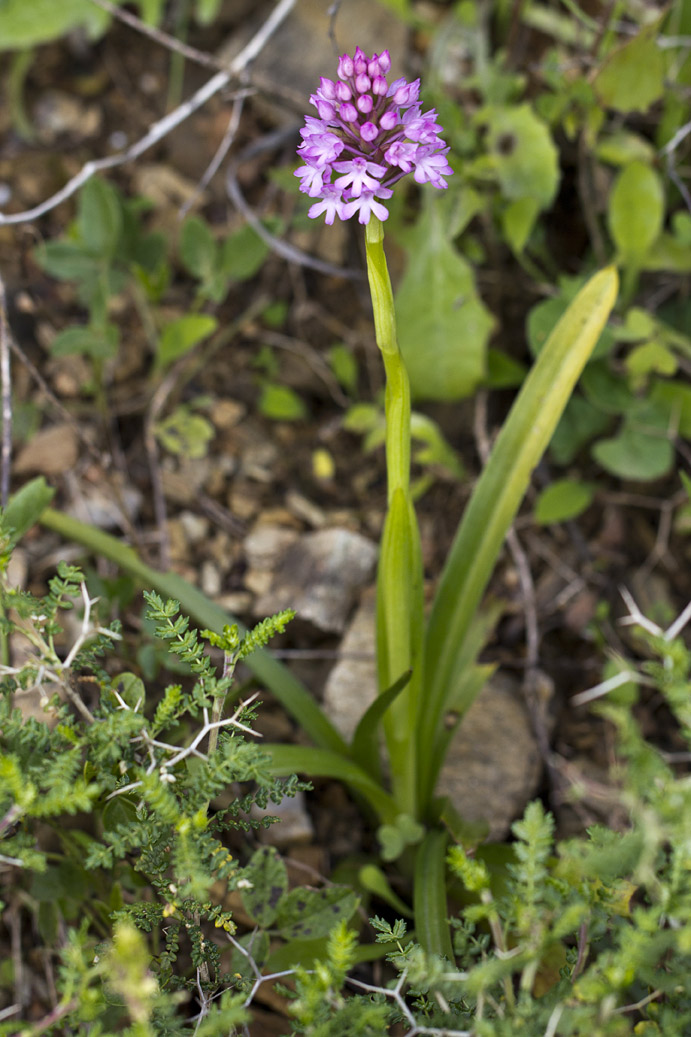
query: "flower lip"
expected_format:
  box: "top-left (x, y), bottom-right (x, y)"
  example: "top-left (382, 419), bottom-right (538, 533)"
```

top-left (299, 47), bottom-right (451, 224)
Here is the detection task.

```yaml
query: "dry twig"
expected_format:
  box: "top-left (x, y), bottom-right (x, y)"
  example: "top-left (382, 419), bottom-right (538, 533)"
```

top-left (0, 0), bottom-right (297, 226)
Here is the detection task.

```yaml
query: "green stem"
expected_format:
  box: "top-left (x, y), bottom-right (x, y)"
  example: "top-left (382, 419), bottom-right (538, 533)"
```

top-left (365, 217), bottom-right (411, 498)
top-left (365, 218), bottom-right (424, 818)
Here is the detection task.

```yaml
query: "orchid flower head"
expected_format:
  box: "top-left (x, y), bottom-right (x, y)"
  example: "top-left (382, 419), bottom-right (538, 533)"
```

top-left (295, 47), bottom-right (452, 224)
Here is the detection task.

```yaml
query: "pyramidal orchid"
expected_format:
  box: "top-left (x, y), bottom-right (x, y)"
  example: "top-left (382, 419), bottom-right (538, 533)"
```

top-left (295, 47), bottom-right (452, 225)
top-left (294, 48), bottom-right (456, 816)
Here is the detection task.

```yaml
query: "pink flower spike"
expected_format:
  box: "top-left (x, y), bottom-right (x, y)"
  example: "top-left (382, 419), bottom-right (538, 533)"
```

top-left (413, 146), bottom-right (453, 188)
top-left (353, 47), bottom-right (368, 74)
top-left (308, 185), bottom-right (348, 225)
top-left (314, 97), bottom-right (335, 120)
top-left (297, 47), bottom-right (452, 224)
top-left (367, 57), bottom-right (381, 78)
top-left (384, 140), bottom-right (418, 173)
top-left (349, 188), bottom-right (393, 224)
top-left (333, 156), bottom-right (387, 196)
top-left (294, 163), bottom-right (327, 197)
top-left (338, 53), bottom-right (354, 78)
top-left (319, 77), bottom-right (336, 100)
top-left (379, 110), bottom-right (398, 131)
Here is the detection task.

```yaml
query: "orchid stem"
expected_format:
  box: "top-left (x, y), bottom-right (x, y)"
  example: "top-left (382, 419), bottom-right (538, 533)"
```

top-left (365, 217), bottom-right (425, 819)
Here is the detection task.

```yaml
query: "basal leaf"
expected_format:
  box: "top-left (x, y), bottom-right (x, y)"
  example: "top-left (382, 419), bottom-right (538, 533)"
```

top-left (78, 179), bottom-right (123, 259)
top-left (594, 20), bottom-right (665, 114)
top-left (396, 199), bottom-right (494, 401)
top-left (0, 0), bottom-right (112, 47)
top-left (534, 479), bottom-right (595, 525)
top-left (273, 886), bottom-right (358, 941)
top-left (484, 104), bottom-right (560, 208)
top-left (156, 315), bottom-right (218, 371)
top-left (608, 161), bottom-right (664, 261)
top-left (179, 217), bottom-right (217, 281)
top-left (592, 427), bottom-right (673, 481)
top-left (241, 847), bottom-right (288, 928)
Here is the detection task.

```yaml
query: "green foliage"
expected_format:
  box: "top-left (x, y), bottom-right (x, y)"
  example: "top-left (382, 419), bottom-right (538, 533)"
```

top-left (179, 216), bottom-right (272, 304)
top-left (534, 478), bottom-right (595, 525)
top-left (395, 194), bottom-right (494, 401)
top-left (0, 0), bottom-right (226, 49)
top-left (276, 617), bottom-right (691, 1032)
top-left (0, 549), bottom-right (308, 1032)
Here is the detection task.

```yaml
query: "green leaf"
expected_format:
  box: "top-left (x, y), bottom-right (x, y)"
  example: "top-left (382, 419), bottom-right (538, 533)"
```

top-left (377, 813), bottom-right (425, 862)
top-left (423, 268), bottom-right (618, 783)
top-left (327, 344), bottom-right (358, 395)
top-left (264, 744), bottom-right (398, 824)
top-left (592, 427), bottom-right (673, 481)
top-left (136, 0), bottom-right (166, 23)
top-left (594, 20), bottom-right (665, 114)
top-left (194, 0), bottom-right (223, 24)
top-left (258, 384), bottom-right (307, 421)
top-left (581, 361), bottom-right (638, 415)
top-left (3, 478), bottom-right (55, 544)
top-left (156, 314), bottom-right (218, 371)
top-left (154, 406), bottom-right (215, 459)
top-left (414, 829), bottom-right (453, 958)
top-left (396, 199), bottom-right (494, 401)
top-left (484, 104), bottom-right (560, 208)
top-left (273, 886), bottom-right (358, 941)
top-left (501, 196), bottom-right (540, 254)
top-left (550, 395), bottom-right (612, 464)
top-left (78, 178), bottom-right (123, 259)
top-left (179, 217), bottom-right (217, 280)
top-left (221, 225), bottom-right (270, 281)
top-left (350, 670), bottom-right (410, 780)
top-left (484, 348), bottom-right (527, 389)
top-left (0, 0), bottom-right (112, 47)
top-left (534, 479), bottom-right (595, 525)
top-left (625, 341), bottom-right (677, 390)
top-left (51, 323), bottom-right (119, 359)
top-left (527, 294), bottom-right (613, 361)
top-left (650, 380), bottom-right (691, 437)
top-left (110, 672), bottom-right (146, 711)
top-left (37, 241), bottom-right (101, 283)
top-left (359, 864), bottom-right (413, 917)
top-left (241, 847), bottom-right (288, 927)
top-left (608, 161), bottom-right (664, 261)
top-left (595, 131), bottom-right (656, 167)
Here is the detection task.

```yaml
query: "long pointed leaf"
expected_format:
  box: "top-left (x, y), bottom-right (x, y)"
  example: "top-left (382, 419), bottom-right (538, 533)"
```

top-left (264, 744), bottom-right (398, 824)
top-left (38, 507), bottom-right (347, 756)
top-left (350, 669), bottom-right (410, 780)
top-left (422, 267), bottom-right (618, 783)
top-left (414, 828), bottom-right (453, 959)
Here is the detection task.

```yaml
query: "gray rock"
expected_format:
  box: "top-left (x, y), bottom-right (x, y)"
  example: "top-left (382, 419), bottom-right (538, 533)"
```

top-left (323, 593), bottom-right (377, 740)
top-left (220, 0), bottom-right (408, 114)
top-left (322, 603), bottom-right (543, 839)
top-left (252, 789), bottom-right (314, 847)
top-left (436, 673), bottom-right (543, 842)
top-left (251, 527), bottom-right (378, 633)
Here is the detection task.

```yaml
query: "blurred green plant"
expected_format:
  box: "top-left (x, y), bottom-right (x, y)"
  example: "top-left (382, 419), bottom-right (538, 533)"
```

top-left (0, 511), bottom-right (371, 1031)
